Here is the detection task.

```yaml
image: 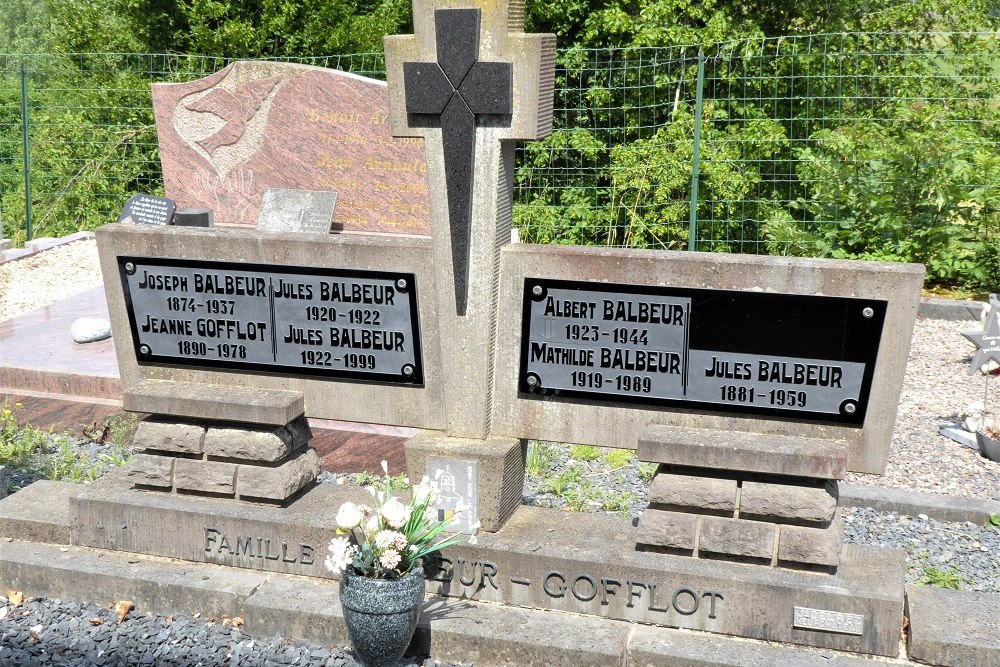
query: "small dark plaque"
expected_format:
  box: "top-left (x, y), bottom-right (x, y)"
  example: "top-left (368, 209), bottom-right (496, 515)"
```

top-left (119, 256), bottom-right (423, 384)
top-left (518, 279), bottom-right (886, 425)
top-left (118, 194), bottom-right (176, 226)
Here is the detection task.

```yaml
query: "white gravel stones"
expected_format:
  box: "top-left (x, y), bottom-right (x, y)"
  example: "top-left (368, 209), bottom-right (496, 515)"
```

top-left (845, 316), bottom-right (1000, 502)
top-left (0, 238), bottom-right (103, 322)
top-left (70, 317), bottom-right (112, 343)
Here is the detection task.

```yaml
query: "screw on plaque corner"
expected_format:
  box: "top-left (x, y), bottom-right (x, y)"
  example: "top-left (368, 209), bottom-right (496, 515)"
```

top-left (396, 278), bottom-right (408, 291)
top-left (402, 364), bottom-right (415, 377)
top-left (862, 307), bottom-right (874, 318)
top-left (124, 262), bottom-right (136, 275)
top-left (531, 284), bottom-right (545, 300)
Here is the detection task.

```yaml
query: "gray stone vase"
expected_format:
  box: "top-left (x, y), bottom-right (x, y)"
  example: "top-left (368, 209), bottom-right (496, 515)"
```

top-left (339, 566), bottom-right (425, 667)
top-left (976, 429), bottom-right (1000, 462)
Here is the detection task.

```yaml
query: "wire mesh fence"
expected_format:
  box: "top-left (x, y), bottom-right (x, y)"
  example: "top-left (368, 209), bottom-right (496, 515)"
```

top-left (1, 35), bottom-right (999, 285)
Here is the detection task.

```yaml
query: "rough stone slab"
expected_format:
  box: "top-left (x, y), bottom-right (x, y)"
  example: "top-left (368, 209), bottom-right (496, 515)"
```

top-left (123, 379), bottom-right (303, 425)
top-left (628, 625), bottom-right (902, 666)
top-left (125, 453), bottom-right (175, 488)
top-left (840, 482), bottom-right (1000, 525)
top-left (404, 432), bottom-right (525, 532)
top-left (70, 474), bottom-right (372, 578)
top-left (98, 225), bottom-right (446, 430)
top-left (0, 540), bottom-right (267, 619)
top-left (204, 425), bottom-right (293, 462)
top-left (173, 459), bottom-right (237, 494)
top-left (492, 244), bottom-right (923, 474)
top-left (236, 449), bottom-right (320, 501)
top-left (639, 426), bottom-right (847, 480)
top-left (740, 481), bottom-right (837, 524)
top-left (906, 585), bottom-right (1000, 667)
top-left (133, 419), bottom-right (205, 455)
top-left (0, 480), bottom-right (80, 544)
top-left (636, 509), bottom-right (697, 550)
top-left (778, 516), bottom-right (843, 568)
top-left (649, 473), bottom-right (737, 514)
top-left (429, 506), bottom-right (904, 656)
top-left (698, 516), bottom-right (775, 560)
top-left (0, 465), bottom-right (7, 499)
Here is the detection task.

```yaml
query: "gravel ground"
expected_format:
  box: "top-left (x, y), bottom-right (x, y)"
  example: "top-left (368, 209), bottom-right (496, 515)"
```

top-left (0, 239), bottom-right (103, 321)
top-left (0, 594), bottom-right (467, 667)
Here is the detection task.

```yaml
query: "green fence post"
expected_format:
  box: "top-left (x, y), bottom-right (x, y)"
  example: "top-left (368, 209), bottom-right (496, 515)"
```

top-left (20, 61), bottom-right (32, 242)
top-left (687, 49), bottom-right (705, 252)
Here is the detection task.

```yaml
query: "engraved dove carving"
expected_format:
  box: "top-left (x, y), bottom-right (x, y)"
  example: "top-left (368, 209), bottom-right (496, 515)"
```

top-left (183, 76), bottom-right (280, 155)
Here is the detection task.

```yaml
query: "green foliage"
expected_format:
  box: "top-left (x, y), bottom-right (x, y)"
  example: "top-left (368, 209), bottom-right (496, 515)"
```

top-left (569, 444), bottom-right (601, 462)
top-left (792, 100), bottom-right (1000, 288)
top-left (525, 441), bottom-right (557, 477)
top-left (986, 513), bottom-right (1000, 528)
top-left (603, 448), bottom-right (636, 468)
top-left (638, 462), bottom-right (659, 481)
top-left (352, 469), bottom-right (409, 492)
top-left (917, 565), bottom-right (970, 590)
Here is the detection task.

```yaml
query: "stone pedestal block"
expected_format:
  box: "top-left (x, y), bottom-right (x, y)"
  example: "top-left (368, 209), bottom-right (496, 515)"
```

top-left (236, 449), bottom-right (320, 502)
top-left (404, 432), bottom-right (525, 533)
top-left (126, 454), bottom-right (175, 489)
top-left (698, 516), bottom-right (775, 561)
top-left (639, 426), bottom-right (847, 480)
top-left (778, 516), bottom-right (844, 568)
top-left (204, 425), bottom-right (293, 463)
top-left (648, 474), bottom-right (737, 514)
top-left (636, 509), bottom-right (696, 551)
top-left (124, 379), bottom-right (304, 426)
top-left (740, 481), bottom-right (838, 524)
top-left (174, 459), bottom-right (237, 495)
top-left (133, 420), bottom-right (205, 455)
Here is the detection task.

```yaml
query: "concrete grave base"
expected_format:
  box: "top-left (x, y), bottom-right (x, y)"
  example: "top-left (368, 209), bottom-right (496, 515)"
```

top-left (404, 431), bottom-right (527, 532)
top-left (0, 476), bottom-right (904, 657)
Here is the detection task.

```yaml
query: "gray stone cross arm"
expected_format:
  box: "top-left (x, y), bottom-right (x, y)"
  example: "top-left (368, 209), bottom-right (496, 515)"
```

top-left (384, 1), bottom-right (555, 315)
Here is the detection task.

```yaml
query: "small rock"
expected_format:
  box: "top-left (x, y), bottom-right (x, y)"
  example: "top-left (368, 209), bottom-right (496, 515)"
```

top-left (70, 317), bottom-right (112, 343)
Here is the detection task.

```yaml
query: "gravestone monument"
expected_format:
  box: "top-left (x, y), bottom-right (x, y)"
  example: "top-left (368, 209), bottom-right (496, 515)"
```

top-left (153, 61), bottom-right (431, 235)
top-left (0, 0), bottom-right (928, 661)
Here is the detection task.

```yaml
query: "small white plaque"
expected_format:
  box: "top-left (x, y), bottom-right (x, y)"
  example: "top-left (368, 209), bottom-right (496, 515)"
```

top-left (425, 457), bottom-right (479, 532)
top-left (793, 606), bottom-right (864, 635)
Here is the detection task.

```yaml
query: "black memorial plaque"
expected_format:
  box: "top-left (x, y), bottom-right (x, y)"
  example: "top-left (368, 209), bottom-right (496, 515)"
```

top-left (118, 194), bottom-right (176, 226)
top-left (518, 278), bottom-right (886, 425)
top-left (119, 256), bottom-right (423, 384)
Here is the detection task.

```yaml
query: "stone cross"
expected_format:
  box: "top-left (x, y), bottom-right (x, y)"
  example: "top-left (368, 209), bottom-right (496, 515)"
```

top-left (385, 1), bottom-right (555, 437)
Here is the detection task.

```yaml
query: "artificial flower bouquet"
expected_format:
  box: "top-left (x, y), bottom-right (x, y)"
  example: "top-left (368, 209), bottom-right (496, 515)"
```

top-left (325, 461), bottom-right (479, 579)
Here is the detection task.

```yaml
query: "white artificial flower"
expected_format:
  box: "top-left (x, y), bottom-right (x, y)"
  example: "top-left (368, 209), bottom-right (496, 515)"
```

top-left (324, 536), bottom-right (355, 572)
top-left (380, 460), bottom-right (389, 475)
top-left (379, 549), bottom-right (401, 570)
top-left (380, 497), bottom-right (410, 529)
top-left (365, 514), bottom-right (380, 534)
top-left (336, 502), bottom-right (364, 531)
top-left (964, 416), bottom-right (980, 433)
top-left (375, 530), bottom-right (406, 549)
top-left (412, 476), bottom-right (438, 505)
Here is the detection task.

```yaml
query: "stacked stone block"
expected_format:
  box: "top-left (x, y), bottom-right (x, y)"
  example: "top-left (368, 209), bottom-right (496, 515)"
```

top-left (636, 425), bottom-right (846, 571)
top-left (127, 415), bottom-right (320, 502)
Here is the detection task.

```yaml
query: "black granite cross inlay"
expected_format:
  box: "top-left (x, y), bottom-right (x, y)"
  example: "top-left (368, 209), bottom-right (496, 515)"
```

top-left (403, 8), bottom-right (513, 315)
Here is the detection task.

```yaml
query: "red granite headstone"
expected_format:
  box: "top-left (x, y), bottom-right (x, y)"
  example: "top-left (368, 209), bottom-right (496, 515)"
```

top-left (152, 61), bottom-right (430, 235)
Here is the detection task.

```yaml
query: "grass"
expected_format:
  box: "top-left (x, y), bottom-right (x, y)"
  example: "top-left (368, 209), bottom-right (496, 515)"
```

top-left (638, 462), bottom-right (659, 481)
top-left (603, 448), bottom-right (635, 468)
top-left (525, 441), bottom-right (557, 477)
top-left (353, 470), bottom-right (409, 491)
top-left (0, 402), bottom-right (134, 489)
top-left (569, 445), bottom-right (602, 462)
top-left (917, 565), bottom-right (970, 590)
top-left (986, 513), bottom-right (1000, 528)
